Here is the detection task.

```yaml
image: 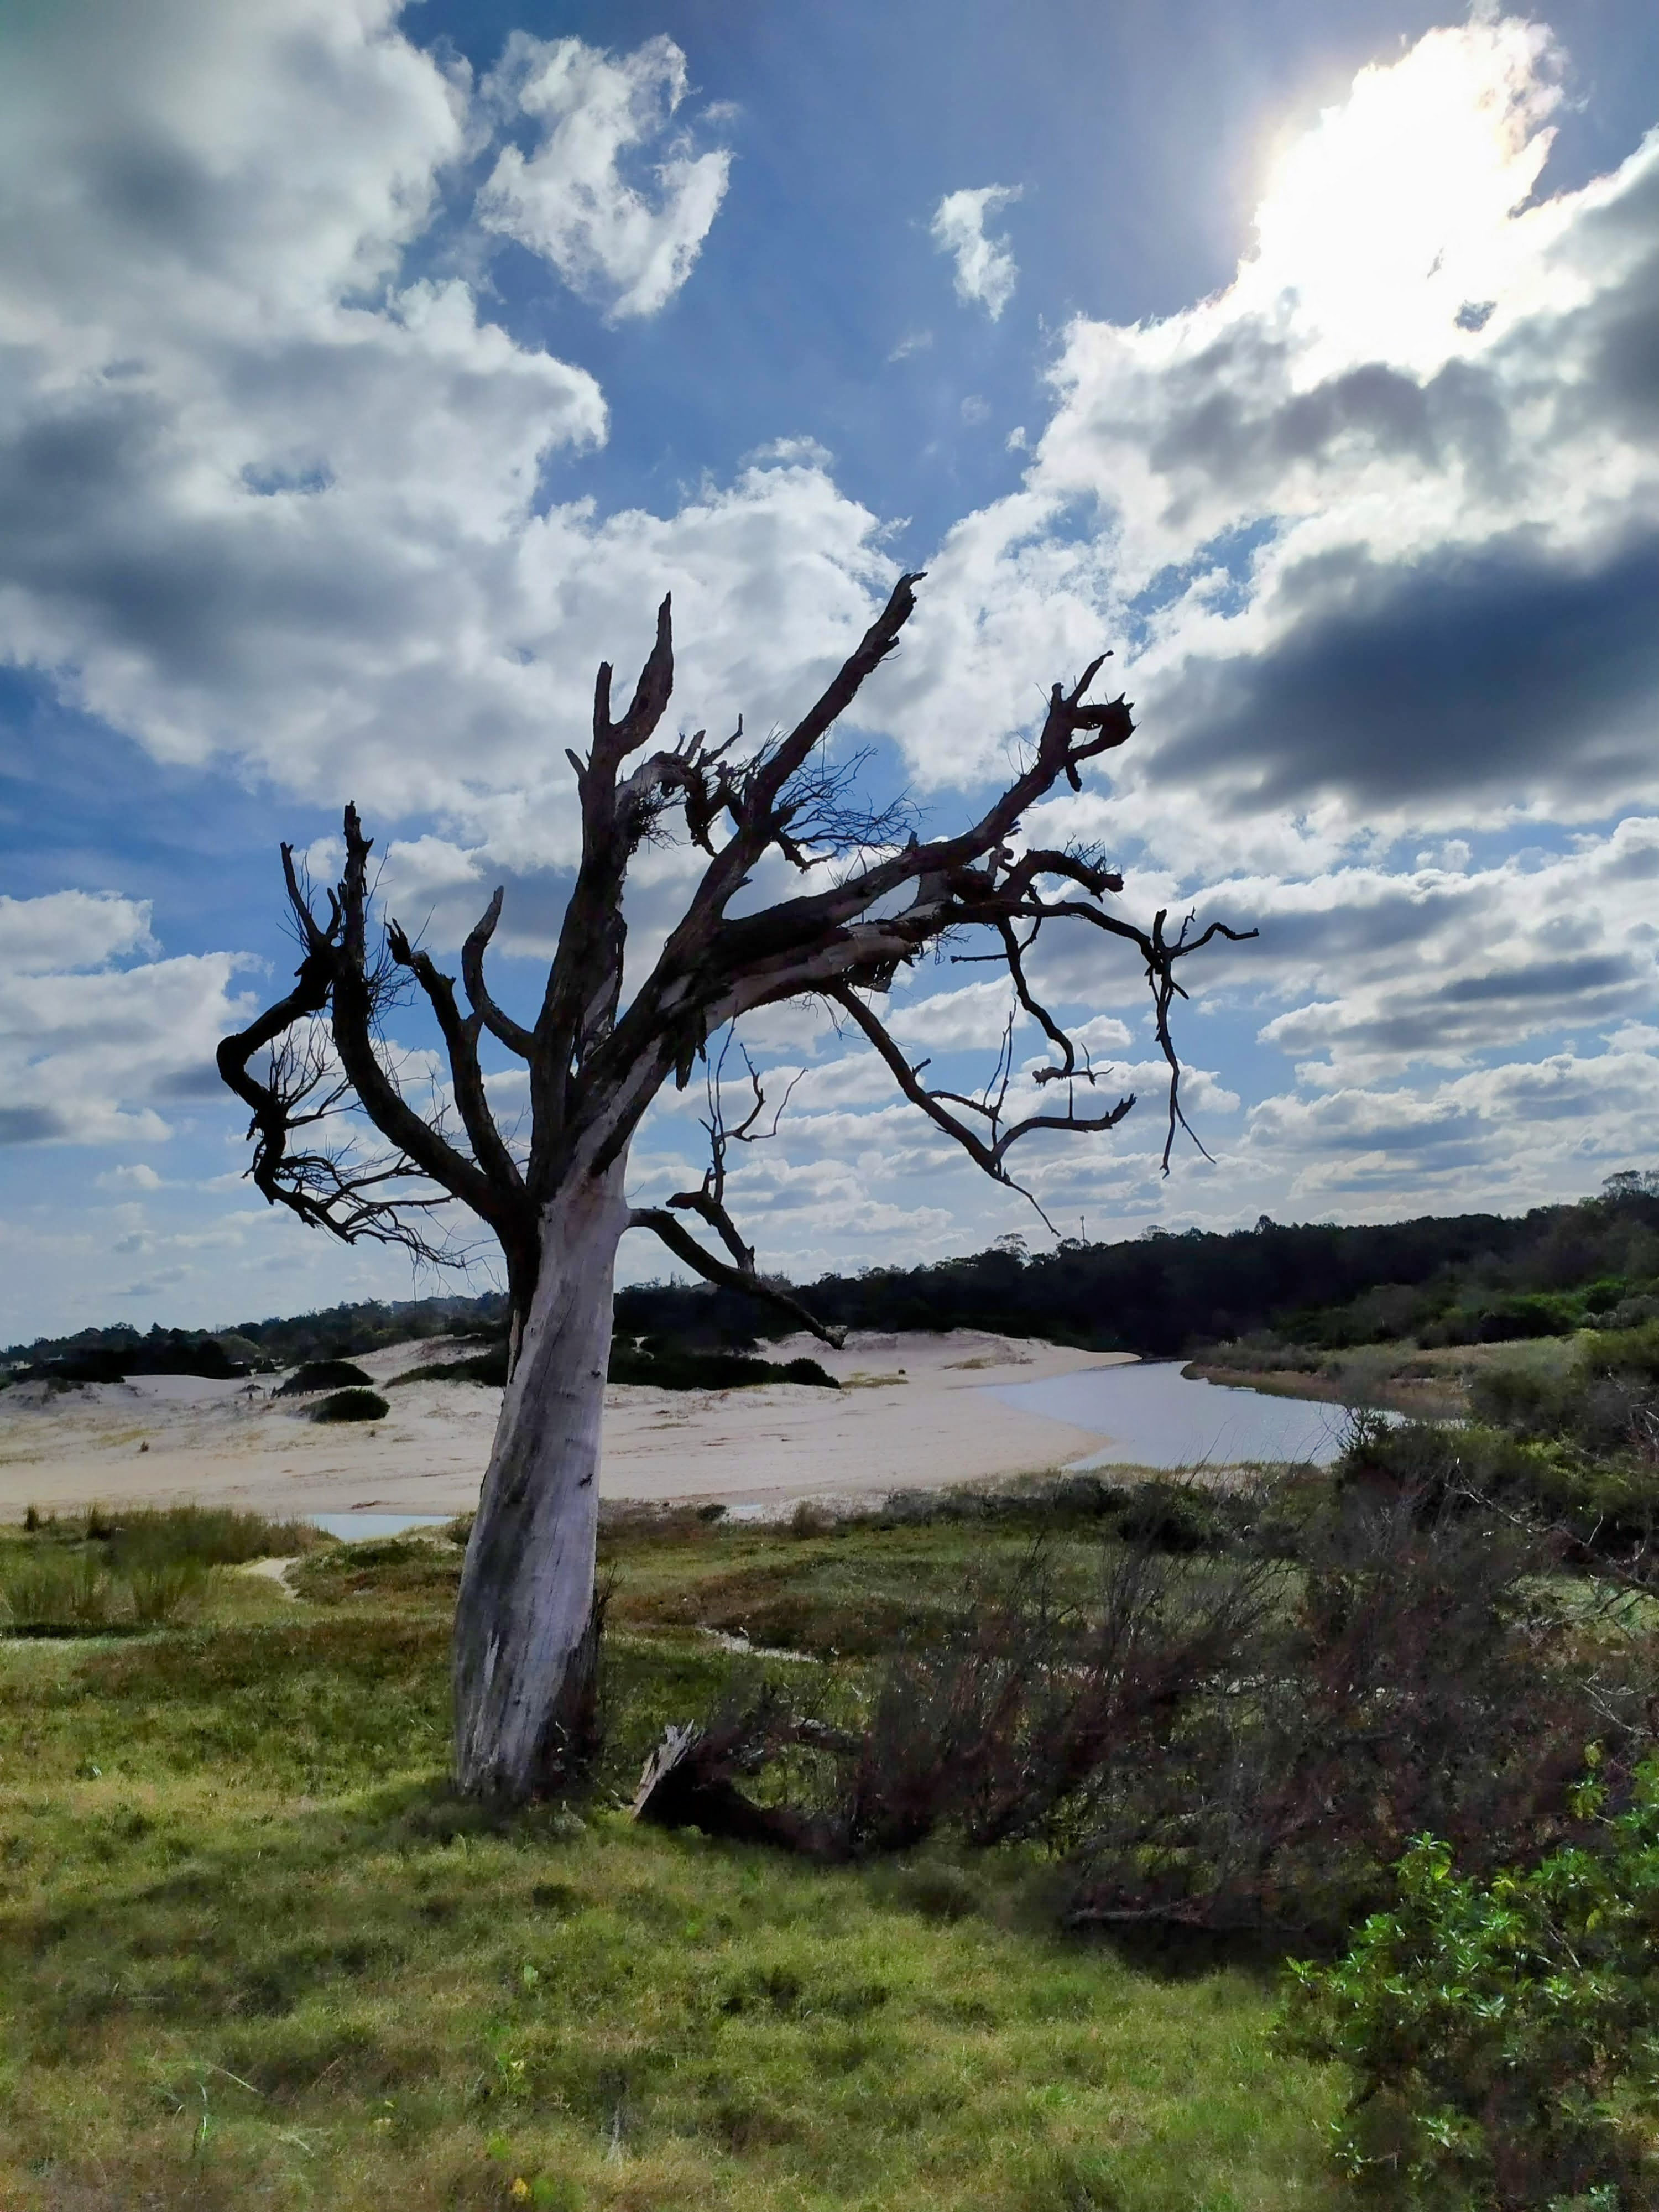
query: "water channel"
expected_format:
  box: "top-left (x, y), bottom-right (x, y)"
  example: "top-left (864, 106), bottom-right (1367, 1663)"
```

top-left (989, 1360), bottom-right (1354, 1470)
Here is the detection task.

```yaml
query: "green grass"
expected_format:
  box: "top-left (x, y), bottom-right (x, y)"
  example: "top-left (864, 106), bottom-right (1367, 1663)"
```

top-left (0, 1510), bottom-right (1349, 2210)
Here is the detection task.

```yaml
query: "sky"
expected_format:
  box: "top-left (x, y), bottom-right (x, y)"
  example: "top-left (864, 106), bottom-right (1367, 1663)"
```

top-left (0, 0), bottom-right (1656, 1339)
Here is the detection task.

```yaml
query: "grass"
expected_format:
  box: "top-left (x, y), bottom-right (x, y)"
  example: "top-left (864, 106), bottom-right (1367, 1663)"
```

top-left (0, 1506), bottom-right (1350, 2210)
top-left (1, 1508), bottom-right (331, 1634)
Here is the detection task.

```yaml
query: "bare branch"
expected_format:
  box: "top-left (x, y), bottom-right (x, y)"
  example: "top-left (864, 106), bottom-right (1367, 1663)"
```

top-left (329, 806), bottom-right (510, 1223)
top-left (661, 1030), bottom-right (805, 1275)
top-left (461, 888), bottom-right (534, 1059)
top-left (825, 983), bottom-right (1135, 1233)
top-left (626, 1207), bottom-right (845, 1347)
top-left (385, 916), bottom-right (524, 1199)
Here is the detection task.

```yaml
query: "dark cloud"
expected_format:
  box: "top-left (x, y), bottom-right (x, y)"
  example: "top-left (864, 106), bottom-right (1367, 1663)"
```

top-left (1441, 953), bottom-right (1637, 1004)
top-left (1582, 247), bottom-right (1659, 436)
top-left (1129, 318), bottom-right (1527, 538)
top-left (0, 1107), bottom-right (68, 1144)
top-left (150, 1063), bottom-right (225, 1101)
top-left (1266, 959), bottom-right (1650, 1067)
top-left (1156, 528), bottom-right (1659, 813)
top-left (1559, 153), bottom-right (1659, 438)
top-left (0, 382), bottom-right (408, 687)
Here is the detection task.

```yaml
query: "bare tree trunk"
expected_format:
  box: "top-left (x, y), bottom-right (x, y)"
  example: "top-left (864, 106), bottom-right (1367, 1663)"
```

top-left (452, 1154), bottom-right (629, 1801)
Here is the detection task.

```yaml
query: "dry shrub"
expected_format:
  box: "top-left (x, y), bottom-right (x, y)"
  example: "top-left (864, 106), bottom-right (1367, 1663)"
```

top-left (1061, 1485), bottom-right (1641, 1941)
top-left (635, 1486), bottom-right (1651, 1946)
top-left (634, 1536), bottom-right (1279, 1867)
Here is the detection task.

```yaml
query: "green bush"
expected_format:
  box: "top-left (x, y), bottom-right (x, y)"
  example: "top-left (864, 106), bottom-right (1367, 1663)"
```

top-left (1584, 1319), bottom-right (1659, 1386)
top-left (100, 1503), bottom-right (322, 1567)
top-left (607, 1343), bottom-right (839, 1390)
top-left (276, 1357), bottom-right (375, 1396)
top-left (1340, 1410), bottom-right (1659, 1563)
top-left (1283, 1757), bottom-right (1659, 2206)
top-left (310, 1387), bottom-right (389, 1423)
top-left (0, 1550), bottom-right (116, 1632)
top-left (389, 1345), bottom-right (507, 1386)
top-left (0, 1541), bottom-right (211, 1633)
top-left (126, 1557), bottom-right (208, 1626)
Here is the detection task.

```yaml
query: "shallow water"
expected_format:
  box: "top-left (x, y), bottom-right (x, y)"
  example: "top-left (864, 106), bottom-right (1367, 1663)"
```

top-left (308, 1512), bottom-right (455, 1542)
top-left (987, 1361), bottom-right (1352, 1470)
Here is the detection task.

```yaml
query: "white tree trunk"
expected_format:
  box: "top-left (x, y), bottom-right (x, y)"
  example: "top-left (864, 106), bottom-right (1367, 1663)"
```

top-left (452, 1155), bottom-right (629, 1801)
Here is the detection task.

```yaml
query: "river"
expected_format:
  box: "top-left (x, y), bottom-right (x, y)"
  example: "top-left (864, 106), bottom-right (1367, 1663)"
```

top-left (988, 1360), bottom-right (1353, 1470)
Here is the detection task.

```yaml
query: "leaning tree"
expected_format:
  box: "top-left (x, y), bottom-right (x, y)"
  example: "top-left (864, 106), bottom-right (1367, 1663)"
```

top-left (219, 574), bottom-right (1251, 1803)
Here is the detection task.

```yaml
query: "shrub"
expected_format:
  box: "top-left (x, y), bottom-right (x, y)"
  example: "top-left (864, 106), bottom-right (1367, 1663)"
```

top-left (1339, 1410), bottom-right (1659, 1568)
top-left (1058, 1484), bottom-right (1615, 1943)
top-left (395, 1341), bottom-right (837, 1393)
top-left (0, 1550), bottom-right (116, 1632)
top-left (310, 1387), bottom-right (389, 1423)
top-left (389, 1345), bottom-right (508, 1387)
top-left (608, 1343), bottom-right (839, 1390)
top-left (1283, 1757), bottom-right (1659, 2206)
top-left (634, 1538), bottom-right (1278, 1865)
top-left (126, 1557), bottom-right (207, 1626)
top-left (276, 1358), bottom-right (375, 1397)
top-left (103, 1504), bottom-right (324, 1567)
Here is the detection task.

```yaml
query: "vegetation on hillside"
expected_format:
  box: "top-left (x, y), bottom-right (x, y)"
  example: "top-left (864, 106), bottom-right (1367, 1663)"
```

top-left (8, 1171), bottom-right (1655, 1383)
top-left (618, 1171), bottom-right (1659, 1358)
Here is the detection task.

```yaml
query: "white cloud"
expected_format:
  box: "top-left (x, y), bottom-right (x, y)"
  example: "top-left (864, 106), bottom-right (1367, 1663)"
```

top-left (97, 1162), bottom-right (165, 1190)
top-left (0, 891), bottom-right (155, 975)
top-left (885, 978), bottom-right (1022, 1050)
top-left (477, 33), bottom-right (731, 320)
top-left (881, 23), bottom-right (1659, 857)
top-left (930, 185), bottom-right (1021, 319)
top-left (0, 1), bottom-right (893, 838)
top-left (1238, 1039), bottom-right (1659, 1213)
top-left (0, 893), bottom-right (252, 1146)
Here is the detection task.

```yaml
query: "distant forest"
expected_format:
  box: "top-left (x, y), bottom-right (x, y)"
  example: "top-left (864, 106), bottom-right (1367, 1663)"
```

top-left (7, 1173), bottom-right (1657, 1381)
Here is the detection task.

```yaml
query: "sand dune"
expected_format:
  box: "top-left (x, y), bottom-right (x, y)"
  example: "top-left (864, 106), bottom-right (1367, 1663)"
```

top-left (0, 1332), bottom-right (1124, 1522)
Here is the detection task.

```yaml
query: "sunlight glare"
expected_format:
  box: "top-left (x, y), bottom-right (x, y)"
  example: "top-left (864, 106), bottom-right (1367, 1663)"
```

top-left (1240, 18), bottom-right (1563, 374)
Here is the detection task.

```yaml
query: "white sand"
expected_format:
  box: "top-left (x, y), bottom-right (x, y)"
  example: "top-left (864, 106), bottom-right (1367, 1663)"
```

top-left (0, 1331), bottom-right (1126, 1522)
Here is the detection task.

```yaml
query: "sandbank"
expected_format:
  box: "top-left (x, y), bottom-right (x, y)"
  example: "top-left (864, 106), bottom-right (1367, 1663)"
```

top-left (0, 1331), bottom-right (1128, 1522)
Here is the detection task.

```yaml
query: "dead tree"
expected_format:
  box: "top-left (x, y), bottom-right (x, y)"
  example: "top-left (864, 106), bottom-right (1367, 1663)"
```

top-left (218, 575), bottom-right (1253, 1802)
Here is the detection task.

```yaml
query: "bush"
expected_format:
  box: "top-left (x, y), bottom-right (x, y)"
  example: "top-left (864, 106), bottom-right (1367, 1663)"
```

top-left (634, 1538), bottom-right (1279, 1866)
top-left (386, 1342), bottom-right (843, 1392)
top-left (0, 1550), bottom-right (116, 1632)
top-left (1339, 1410), bottom-right (1659, 1569)
top-left (1283, 1757), bottom-right (1659, 2206)
top-left (1058, 1484), bottom-right (1619, 1943)
top-left (392, 1345), bottom-right (508, 1386)
top-left (124, 1557), bottom-right (208, 1626)
top-left (0, 1510), bottom-right (252, 1632)
top-left (100, 1504), bottom-right (324, 1568)
top-left (608, 1343), bottom-right (839, 1390)
top-left (276, 1358), bottom-right (375, 1396)
top-left (310, 1387), bottom-right (389, 1423)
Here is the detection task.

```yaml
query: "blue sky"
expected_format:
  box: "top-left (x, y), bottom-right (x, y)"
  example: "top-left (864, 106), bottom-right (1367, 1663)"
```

top-left (0, 0), bottom-right (1655, 1338)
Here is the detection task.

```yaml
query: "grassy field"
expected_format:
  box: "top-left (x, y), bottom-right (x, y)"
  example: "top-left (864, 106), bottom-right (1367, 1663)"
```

top-left (0, 1507), bottom-right (1351, 2212)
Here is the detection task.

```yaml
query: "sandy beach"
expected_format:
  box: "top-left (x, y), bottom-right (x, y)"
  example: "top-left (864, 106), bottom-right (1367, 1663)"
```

top-left (0, 1331), bottom-right (1126, 1522)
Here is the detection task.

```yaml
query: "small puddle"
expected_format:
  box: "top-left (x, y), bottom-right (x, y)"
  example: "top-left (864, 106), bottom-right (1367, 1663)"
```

top-left (309, 1512), bottom-right (455, 1542)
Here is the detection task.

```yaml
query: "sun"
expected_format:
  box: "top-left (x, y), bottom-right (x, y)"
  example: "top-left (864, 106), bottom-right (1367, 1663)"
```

top-left (1239, 17), bottom-right (1563, 375)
